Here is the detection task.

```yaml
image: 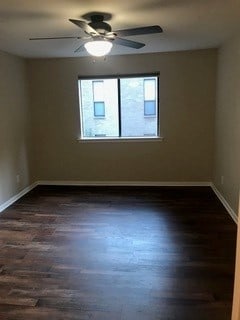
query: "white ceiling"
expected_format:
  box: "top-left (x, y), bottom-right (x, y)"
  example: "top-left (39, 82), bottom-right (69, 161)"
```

top-left (0, 0), bottom-right (239, 58)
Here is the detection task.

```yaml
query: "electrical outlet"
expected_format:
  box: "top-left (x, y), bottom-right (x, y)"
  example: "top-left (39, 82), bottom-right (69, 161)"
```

top-left (221, 176), bottom-right (224, 185)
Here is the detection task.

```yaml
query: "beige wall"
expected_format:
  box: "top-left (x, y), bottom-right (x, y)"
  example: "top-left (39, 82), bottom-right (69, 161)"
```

top-left (27, 49), bottom-right (217, 183)
top-left (214, 37), bottom-right (240, 214)
top-left (0, 51), bottom-right (32, 207)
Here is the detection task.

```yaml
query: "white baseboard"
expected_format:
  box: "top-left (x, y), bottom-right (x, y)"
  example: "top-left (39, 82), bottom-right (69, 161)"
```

top-left (1, 181), bottom-right (237, 226)
top-left (0, 182), bottom-right (37, 213)
top-left (211, 183), bottom-right (238, 224)
top-left (37, 180), bottom-right (212, 187)
top-left (0, 180), bottom-right (212, 214)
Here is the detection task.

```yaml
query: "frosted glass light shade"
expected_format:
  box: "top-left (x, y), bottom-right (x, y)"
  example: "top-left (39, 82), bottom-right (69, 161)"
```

top-left (84, 40), bottom-right (113, 57)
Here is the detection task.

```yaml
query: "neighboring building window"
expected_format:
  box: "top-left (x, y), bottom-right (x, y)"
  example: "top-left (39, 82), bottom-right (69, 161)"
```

top-left (94, 101), bottom-right (105, 117)
top-left (78, 74), bottom-right (159, 139)
top-left (93, 81), bottom-right (105, 117)
top-left (144, 79), bottom-right (156, 116)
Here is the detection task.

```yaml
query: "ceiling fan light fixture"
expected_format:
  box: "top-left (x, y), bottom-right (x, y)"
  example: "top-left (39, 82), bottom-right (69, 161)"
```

top-left (84, 40), bottom-right (113, 57)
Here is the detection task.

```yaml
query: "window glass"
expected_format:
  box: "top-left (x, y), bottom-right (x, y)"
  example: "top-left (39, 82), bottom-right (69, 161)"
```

top-left (120, 77), bottom-right (158, 137)
top-left (93, 81), bottom-right (104, 101)
top-left (78, 75), bottom-right (159, 139)
top-left (144, 101), bottom-right (156, 116)
top-left (144, 79), bottom-right (156, 100)
top-left (94, 102), bottom-right (105, 117)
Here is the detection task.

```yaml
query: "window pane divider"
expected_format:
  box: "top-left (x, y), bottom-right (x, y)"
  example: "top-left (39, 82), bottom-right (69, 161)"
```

top-left (117, 78), bottom-right (122, 137)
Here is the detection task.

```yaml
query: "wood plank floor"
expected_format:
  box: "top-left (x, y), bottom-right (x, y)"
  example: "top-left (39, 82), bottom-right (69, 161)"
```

top-left (0, 186), bottom-right (237, 320)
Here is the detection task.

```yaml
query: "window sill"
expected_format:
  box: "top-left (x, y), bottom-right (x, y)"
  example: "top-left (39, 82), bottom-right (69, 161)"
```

top-left (77, 136), bottom-right (164, 143)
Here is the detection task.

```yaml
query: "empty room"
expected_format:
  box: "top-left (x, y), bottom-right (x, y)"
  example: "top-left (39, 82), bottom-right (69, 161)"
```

top-left (0, 1), bottom-right (240, 319)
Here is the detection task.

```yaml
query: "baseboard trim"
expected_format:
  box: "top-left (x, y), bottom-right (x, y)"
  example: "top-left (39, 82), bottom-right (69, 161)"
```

top-left (0, 182), bottom-right (38, 213)
top-left (211, 183), bottom-right (238, 225)
top-left (1, 181), bottom-right (236, 226)
top-left (37, 180), bottom-right (212, 187)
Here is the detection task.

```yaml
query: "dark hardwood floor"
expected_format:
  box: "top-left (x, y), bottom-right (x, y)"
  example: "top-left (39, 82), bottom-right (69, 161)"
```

top-left (0, 186), bottom-right (237, 320)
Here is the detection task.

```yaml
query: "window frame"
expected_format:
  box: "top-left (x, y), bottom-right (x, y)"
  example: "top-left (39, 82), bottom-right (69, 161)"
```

top-left (78, 73), bottom-right (160, 141)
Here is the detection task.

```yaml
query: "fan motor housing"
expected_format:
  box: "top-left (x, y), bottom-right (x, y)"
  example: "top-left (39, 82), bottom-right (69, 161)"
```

top-left (89, 15), bottom-right (112, 34)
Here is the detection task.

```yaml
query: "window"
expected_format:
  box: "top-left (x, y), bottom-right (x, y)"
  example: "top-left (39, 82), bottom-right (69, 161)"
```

top-left (144, 79), bottom-right (156, 116)
top-left (94, 101), bottom-right (105, 117)
top-left (93, 81), bottom-right (105, 117)
top-left (78, 74), bottom-right (159, 139)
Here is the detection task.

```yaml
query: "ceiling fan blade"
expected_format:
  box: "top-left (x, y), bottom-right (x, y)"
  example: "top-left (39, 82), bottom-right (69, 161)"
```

top-left (74, 44), bottom-right (85, 53)
top-left (114, 37), bottom-right (145, 49)
top-left (69, 19), bottom-right (99, 36)
top-left (114, 25), bottom-right (163, 37)
top-left (29, 36), bottom-right (80, 40)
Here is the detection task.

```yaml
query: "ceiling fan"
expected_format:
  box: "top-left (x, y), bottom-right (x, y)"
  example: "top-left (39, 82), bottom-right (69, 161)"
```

top-left (30, 13), bottom-right (163, 56)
